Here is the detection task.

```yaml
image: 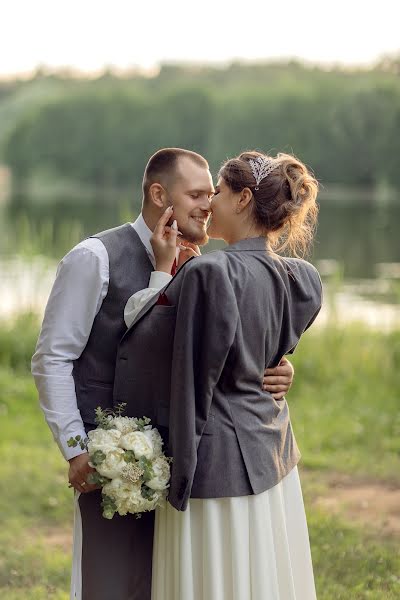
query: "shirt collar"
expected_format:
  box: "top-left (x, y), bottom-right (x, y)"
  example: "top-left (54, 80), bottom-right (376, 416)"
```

top-left (131, 214), bottom-right (155, 266)
top-left (131, 214), bottom-right (181, 270)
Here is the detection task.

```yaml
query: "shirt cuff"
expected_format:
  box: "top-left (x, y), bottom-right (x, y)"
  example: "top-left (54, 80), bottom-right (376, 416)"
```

top-left (59, 428), bottom-right (89, 461)
top-left (149, 271), bottom-right (173, 288)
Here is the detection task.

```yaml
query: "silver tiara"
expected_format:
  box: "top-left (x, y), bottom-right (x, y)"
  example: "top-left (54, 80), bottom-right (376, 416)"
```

top-left (248, 156), bottom-right (279, 190)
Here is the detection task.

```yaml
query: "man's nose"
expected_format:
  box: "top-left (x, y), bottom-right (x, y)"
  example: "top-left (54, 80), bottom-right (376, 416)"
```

top-left (199, 195), bottom-right (212, 211)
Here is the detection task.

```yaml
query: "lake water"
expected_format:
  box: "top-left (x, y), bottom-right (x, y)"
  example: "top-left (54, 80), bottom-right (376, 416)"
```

top-left (1, 193), bottom-right (400, 328)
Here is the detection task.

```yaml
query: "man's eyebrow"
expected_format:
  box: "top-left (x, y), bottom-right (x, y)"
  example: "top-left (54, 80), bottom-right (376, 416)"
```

top-left (188, 188), bottom-right (215, 194)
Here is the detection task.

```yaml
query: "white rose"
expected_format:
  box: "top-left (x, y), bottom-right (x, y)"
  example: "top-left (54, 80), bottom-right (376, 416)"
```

top-left (115, 499), bottom-right (130, 516)
top-left (102, 478), bottom-right (136, 515)
top-left (119, 431), bottom-right (154, 459)
top-left (126, 483), bottom-right (144, 508)
top-left (126, 486), bottom-right (161, 513)
top-left (87, 428), bottom-right (122, 454)
top-left (143, 428), bottom-right (163, 456)
top-left (103, 478), bottom-right (163, 515)
top-left (95, 448), bottom-right (126, 479)
top-left (111, 416), bottom-right (138, 435)
top-left (136, 493), bottom-right (162, 513)
top-left (115, 481), bottom-right (143, 514)
top-left (146, 456), bottom-right (171, 490)
top-left (102, 477), bottom-right (131, 500)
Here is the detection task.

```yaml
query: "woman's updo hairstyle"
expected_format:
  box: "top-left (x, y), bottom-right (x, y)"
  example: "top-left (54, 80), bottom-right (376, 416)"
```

top-left (218, 150), bottom-right (319, 257)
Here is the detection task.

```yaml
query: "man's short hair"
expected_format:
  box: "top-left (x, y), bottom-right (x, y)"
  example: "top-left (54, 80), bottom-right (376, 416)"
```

top-left (142, 148), bottom-right (209, 201)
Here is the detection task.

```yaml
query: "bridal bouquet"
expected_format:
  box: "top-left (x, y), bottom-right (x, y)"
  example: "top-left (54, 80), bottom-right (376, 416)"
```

top-left (67, 404), bottom-right (171, 519)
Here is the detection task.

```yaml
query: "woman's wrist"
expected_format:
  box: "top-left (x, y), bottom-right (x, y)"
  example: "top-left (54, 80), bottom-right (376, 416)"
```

top-left (155, 261), bottom-right (173, 274)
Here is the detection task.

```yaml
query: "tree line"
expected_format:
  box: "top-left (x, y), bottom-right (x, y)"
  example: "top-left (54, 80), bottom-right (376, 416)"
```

top-left (2, 60), bottom-right (400, 191)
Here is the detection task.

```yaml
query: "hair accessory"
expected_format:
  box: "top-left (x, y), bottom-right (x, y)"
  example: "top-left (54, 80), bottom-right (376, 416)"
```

top-left (248, 156), bottom-right (279, 190)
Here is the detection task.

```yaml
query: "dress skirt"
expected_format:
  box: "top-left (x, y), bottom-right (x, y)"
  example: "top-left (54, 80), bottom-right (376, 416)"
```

top-left (151, 466), bottom-right (317, 600)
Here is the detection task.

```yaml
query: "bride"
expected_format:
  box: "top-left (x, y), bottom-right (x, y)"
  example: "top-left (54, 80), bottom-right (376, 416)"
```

top-left (124, 150), bottom-right (322, 599)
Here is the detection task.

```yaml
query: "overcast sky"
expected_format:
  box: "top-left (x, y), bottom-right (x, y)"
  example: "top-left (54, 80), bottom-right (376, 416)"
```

top-left (1, 0), bottom-right (399, 77)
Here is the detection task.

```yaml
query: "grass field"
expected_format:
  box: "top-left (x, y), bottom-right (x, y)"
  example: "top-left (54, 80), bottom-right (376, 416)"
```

top-left (0, 314), bottom-right (399, 599)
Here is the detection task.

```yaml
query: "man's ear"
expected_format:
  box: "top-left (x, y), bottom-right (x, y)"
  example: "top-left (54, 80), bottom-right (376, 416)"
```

top-left (237, 187), bottom-right (253, 212)
top-left (148, 183), bottom-right (167, 209)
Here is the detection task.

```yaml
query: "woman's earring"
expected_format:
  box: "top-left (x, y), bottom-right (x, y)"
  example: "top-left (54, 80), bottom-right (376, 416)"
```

top-left (236, 207), bottom-right (241, 214)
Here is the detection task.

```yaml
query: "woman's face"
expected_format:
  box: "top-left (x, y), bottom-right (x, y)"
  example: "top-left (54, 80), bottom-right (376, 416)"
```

top-left (207, 177), bottom-right (238, 241)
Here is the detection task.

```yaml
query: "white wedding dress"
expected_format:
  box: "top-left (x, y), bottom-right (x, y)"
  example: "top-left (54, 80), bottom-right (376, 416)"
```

top-left (152, 466), bottom-right (316, 600)
top-left (124, 281), bottom-right (317, 600)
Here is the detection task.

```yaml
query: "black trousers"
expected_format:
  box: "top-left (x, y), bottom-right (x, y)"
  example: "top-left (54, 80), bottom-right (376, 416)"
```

top-left (78, 490), bottom-right (155, 600)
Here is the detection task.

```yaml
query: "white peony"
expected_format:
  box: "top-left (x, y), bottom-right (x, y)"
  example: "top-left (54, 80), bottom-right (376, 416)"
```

top-left (102, 476), bottom-right (165, 515)
top-left (87, 428), bottom-right (122, 454)
top-left (119, 431), bottom-right (154, 459)
top-left (146, 456), bottom-right (171, 490)
top-left (135, 493), bottom-right (162, 513)
top-left (143, 428), bottom-right (163, 456)
top-left (95, 448), bottom-right (126, 479)
top-left (103, 478), bottom-right (145, 515)
top-left (111, 416), bottom-right (138, 435)
top-left (102, 476), bottom-right (131, 499)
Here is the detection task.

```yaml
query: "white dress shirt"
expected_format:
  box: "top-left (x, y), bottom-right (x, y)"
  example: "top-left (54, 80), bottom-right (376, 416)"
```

top-left (31, 215), bottom-right (170, 460)
top-left (124, 274), bottom-right (172, 328)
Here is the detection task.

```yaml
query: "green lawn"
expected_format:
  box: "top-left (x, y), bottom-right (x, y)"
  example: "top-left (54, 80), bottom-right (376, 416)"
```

top-left (0, 315), bottom-right (399, 599)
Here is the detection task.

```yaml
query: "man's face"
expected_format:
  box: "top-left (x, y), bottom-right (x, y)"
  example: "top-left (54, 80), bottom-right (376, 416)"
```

top-left (165, 157), bottom-right (214, 245)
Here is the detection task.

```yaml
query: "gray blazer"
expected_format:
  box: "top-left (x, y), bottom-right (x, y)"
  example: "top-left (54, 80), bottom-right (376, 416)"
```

top-left (113, 236), bottom-right (322, 510)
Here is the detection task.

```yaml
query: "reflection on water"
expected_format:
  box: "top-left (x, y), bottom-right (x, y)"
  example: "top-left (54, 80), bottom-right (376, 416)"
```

top-left (1, 192), bottom-right (400, 328)
top-left (1, 256), bottom-right (56, 318)
top-left (1, 255), bottom-right (399, 330)
top-left (313, 201), bottom-right (400, 280)
top-left (317, 288), bottom-right (400, 331)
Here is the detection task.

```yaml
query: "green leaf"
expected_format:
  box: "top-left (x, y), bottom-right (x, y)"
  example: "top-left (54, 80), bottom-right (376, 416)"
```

top-left (138, 456), bottom-right (155, 481)
top-left (136, 417), bottom-right (151, 431)
top-left (94, 403), bottom-right (128, 429)
top-left (123, 450), bottom-right (136, 463)
top-left (90, 450), bottom-right (106, 466)
top-left (87, 471), bottom-right (110, 486)
top-left (114, 402), bottom-right (127, 416)
top-left (141, 485), bottom-right (156, 500)
top-left (101, 493), bottom-right (117, 519)
top-left (94, 406), bottom-right (114, 429)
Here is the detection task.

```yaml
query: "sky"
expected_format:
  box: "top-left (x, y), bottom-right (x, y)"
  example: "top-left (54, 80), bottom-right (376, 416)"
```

top-left (1, 0), bottom-right (399, 77)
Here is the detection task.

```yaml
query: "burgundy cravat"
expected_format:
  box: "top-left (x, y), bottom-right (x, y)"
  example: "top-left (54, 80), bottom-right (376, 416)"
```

top-left (171, 258), bottom-right (177, 276)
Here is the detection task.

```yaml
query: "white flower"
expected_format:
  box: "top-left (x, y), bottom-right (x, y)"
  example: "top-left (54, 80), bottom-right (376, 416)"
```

top-left (135, 493), bottom-right (162, 512)
top-left (102, 478), bottom-right (165, 516)
top-left (103, 478), bottom-right (144, 515)
top-left (95, 448), bottom-right (126, 479)
top-left (146, 456), bottom-right (171, 490)
top-left (102, 477), bottom-right (131, 500)
top-left (143, 428), bottom-right (163, 456)
top-left (111, 416), bottom-right (138, 435)
top-left (87, 428), bottom-right (121, 454)
top-left (119, 431), bottom-right (154, 459)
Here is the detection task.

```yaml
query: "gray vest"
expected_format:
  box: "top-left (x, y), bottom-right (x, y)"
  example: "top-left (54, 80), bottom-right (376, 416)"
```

top-left (73, 223), bottom-right (153, 425)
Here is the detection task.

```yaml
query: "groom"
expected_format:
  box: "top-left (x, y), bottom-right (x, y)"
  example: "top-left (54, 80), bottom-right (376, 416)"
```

top-left (32, 148), bottom-right (294, 600)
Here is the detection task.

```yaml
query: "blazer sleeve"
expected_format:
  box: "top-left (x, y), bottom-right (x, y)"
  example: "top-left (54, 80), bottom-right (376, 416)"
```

top-left (167, 260), bottom-right (239, 510)
top-left (285, 261), bottom-right (323, 355)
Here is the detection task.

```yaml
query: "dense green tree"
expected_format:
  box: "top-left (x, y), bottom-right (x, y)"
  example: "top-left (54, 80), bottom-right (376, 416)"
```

top-left (2, 61), bottom-right (400, 191)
